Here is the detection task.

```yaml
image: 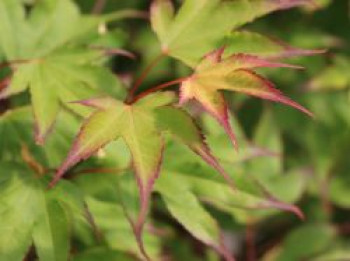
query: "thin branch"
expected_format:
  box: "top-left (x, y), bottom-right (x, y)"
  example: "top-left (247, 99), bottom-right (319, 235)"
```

top-left (127, 53), bottom-right (165, 102)
top-left (90, 45), bottom-right (136, 59)
top-left (0, 77), bottom-right (10, 92)
top-left (92, 0), bottom-right (107, 14)
top-left (70, 167), bottom-right (126, 178)
top-left (131, 77), bottom-right (188, 104)
top-left (246, 221), bottom-right (256, 261)
top-left (83, 202), bottom-right (103, 243)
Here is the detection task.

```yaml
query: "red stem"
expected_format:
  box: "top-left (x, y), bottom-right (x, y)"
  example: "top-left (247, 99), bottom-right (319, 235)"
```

top-left (246, 222), bottom-right (256, 261)
top-left (127, 53), bottom-right (165, 102)
top-left (0, 77), bottom-right (10, 92)
top-left (131, 77), bottom-right (188, 103)
top-left (92, 0), bottom-right (107, 14)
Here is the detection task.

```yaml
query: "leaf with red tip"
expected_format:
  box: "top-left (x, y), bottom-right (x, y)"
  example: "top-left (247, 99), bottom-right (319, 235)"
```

top-left (151, 0), bottom-right (312, 66)
top-left (155, 106), bottom-right (235, 188)
top-left (224, 31), bottom-right (325, 59)
top-left (51, 92), bottom-right (175, 260)
top-left (180, 51), bottom-right (313, 148)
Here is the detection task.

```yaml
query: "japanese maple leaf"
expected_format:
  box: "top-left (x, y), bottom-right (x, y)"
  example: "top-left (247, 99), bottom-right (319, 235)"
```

top-left (179, 49), bottom-right (313, 148)
top-left (151, 0), bottom-right (312, 67)
top-left (50, 92), bottom-right (238, 259)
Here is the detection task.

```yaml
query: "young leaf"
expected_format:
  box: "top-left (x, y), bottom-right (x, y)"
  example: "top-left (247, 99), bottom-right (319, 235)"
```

top-left (179, 51), bottom-right (313, 148)
top-left (52, 92), bottom-right (175, 259)
top-left (151, 0), bottom-right (311, 66)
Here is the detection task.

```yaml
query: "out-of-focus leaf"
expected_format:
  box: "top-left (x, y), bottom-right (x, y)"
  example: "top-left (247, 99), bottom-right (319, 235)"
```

top-left (0, 0), bottom-right (127, 143)
top-left (0, 162), bottom-right (77, 261)
top-left (151, 0), bottom-right (311, 66)
top-left (224, 31), bottom-right (322, 59)
top-left (1, 51), bottom-right (124, 144)
top-left (85, 196), bottom-right (160, 259)
top-left (162, 142), bottom-right (304, 223)
top-left (155, 172), bottom-right (234, 261)
top-left (308, 56), bottom-right (350, 91)
top-left (33, 200), bottom-right (70, 261)
top-left (73, 247), bottom-right (135, 261)
top-left (276, 224), bottom-right (335, 261)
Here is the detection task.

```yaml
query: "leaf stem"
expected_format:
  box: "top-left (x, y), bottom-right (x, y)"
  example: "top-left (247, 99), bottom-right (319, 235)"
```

top-left (127, 53), bottom-right (165, 102)
top-left (92, 0), bottom-right (107, 14)
top-left (131, 77), bottom-right (188, 103)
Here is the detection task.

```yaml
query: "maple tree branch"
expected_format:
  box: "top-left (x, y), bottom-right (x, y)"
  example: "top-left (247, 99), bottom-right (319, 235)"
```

top-left (246, 221), bottom-right (256, 261)
top-left (92, 0), bottom-right (107, 14)
top-left (131, 77), bottom-right (188, 103)
top-left (0, 76), bottom-right (10, 92)
top-left (127, 53), bottom-right (165, 102)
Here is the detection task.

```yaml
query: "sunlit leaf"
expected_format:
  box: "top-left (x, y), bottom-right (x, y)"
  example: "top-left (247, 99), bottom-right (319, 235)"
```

top-left (180, 50), bottom-right (312, 148)
top-left (52, 92), bottom-right (175, 259)
top-left (151, 0), bottom-right (311, 66)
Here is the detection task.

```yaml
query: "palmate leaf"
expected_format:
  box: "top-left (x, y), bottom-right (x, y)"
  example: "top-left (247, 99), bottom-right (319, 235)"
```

top-left (0, 162), bottom-right (77, 261)
top-left (51, 92), bottom-right (174, 258)
top-left (180, 50), bottom-right (313, 148)
top-left (1, 51), bottom-right (122, 144)
top-left (151, 0), bottom-right (312, 67)
top-left (0, 0), bottom-right (126, 144)
top-left (53, 92), bottom-right (243, 259)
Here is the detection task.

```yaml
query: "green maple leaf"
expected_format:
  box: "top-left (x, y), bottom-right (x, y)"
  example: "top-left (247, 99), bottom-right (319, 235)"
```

top-left (53, 92), bottom-right (244, 259)
top-left (0, 162), bottom-right (78, 261)
top-left (0, 0), bottom-right (127, 144)
top-left (151, 0), bottom-right (312, 66)
top-left (50, 92), bottom-right (174, 257)
top-left (179, 49), bottom-right (313, 148)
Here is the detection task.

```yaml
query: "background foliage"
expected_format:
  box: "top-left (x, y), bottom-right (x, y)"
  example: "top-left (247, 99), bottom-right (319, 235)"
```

top-left (0, 0), bottom-right (349, 260)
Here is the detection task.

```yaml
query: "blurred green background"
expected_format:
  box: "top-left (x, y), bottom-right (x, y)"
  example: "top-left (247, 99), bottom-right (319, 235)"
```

top-left (0, 0), bottom-right (349, 260)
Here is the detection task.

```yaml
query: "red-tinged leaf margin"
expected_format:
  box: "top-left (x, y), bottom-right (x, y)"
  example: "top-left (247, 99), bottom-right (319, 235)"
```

top-left (50, 97), bottom-right (165, 260)
top-left (160, 105), bottom-right (236, 188)
top-left (270, 0), bottom-right (315, 10)
top-left (234, 69), bottom-right (314, 117)
top-left (179, 49), bottom-right (313, 150)
top-left (49, 97), bottom-right (120, 187)
top-left (131, 141), bottom-right (165, 261)
top-left (225, 53), bottom-right (305, 70)
top-left (33, 107), bottom-right (59, 146)
top-left (192, 126), bottom-right (236, 189)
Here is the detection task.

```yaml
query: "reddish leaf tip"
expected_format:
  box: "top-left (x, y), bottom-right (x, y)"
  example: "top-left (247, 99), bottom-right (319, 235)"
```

top-left (262, 199), bottom-right (305, 220)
